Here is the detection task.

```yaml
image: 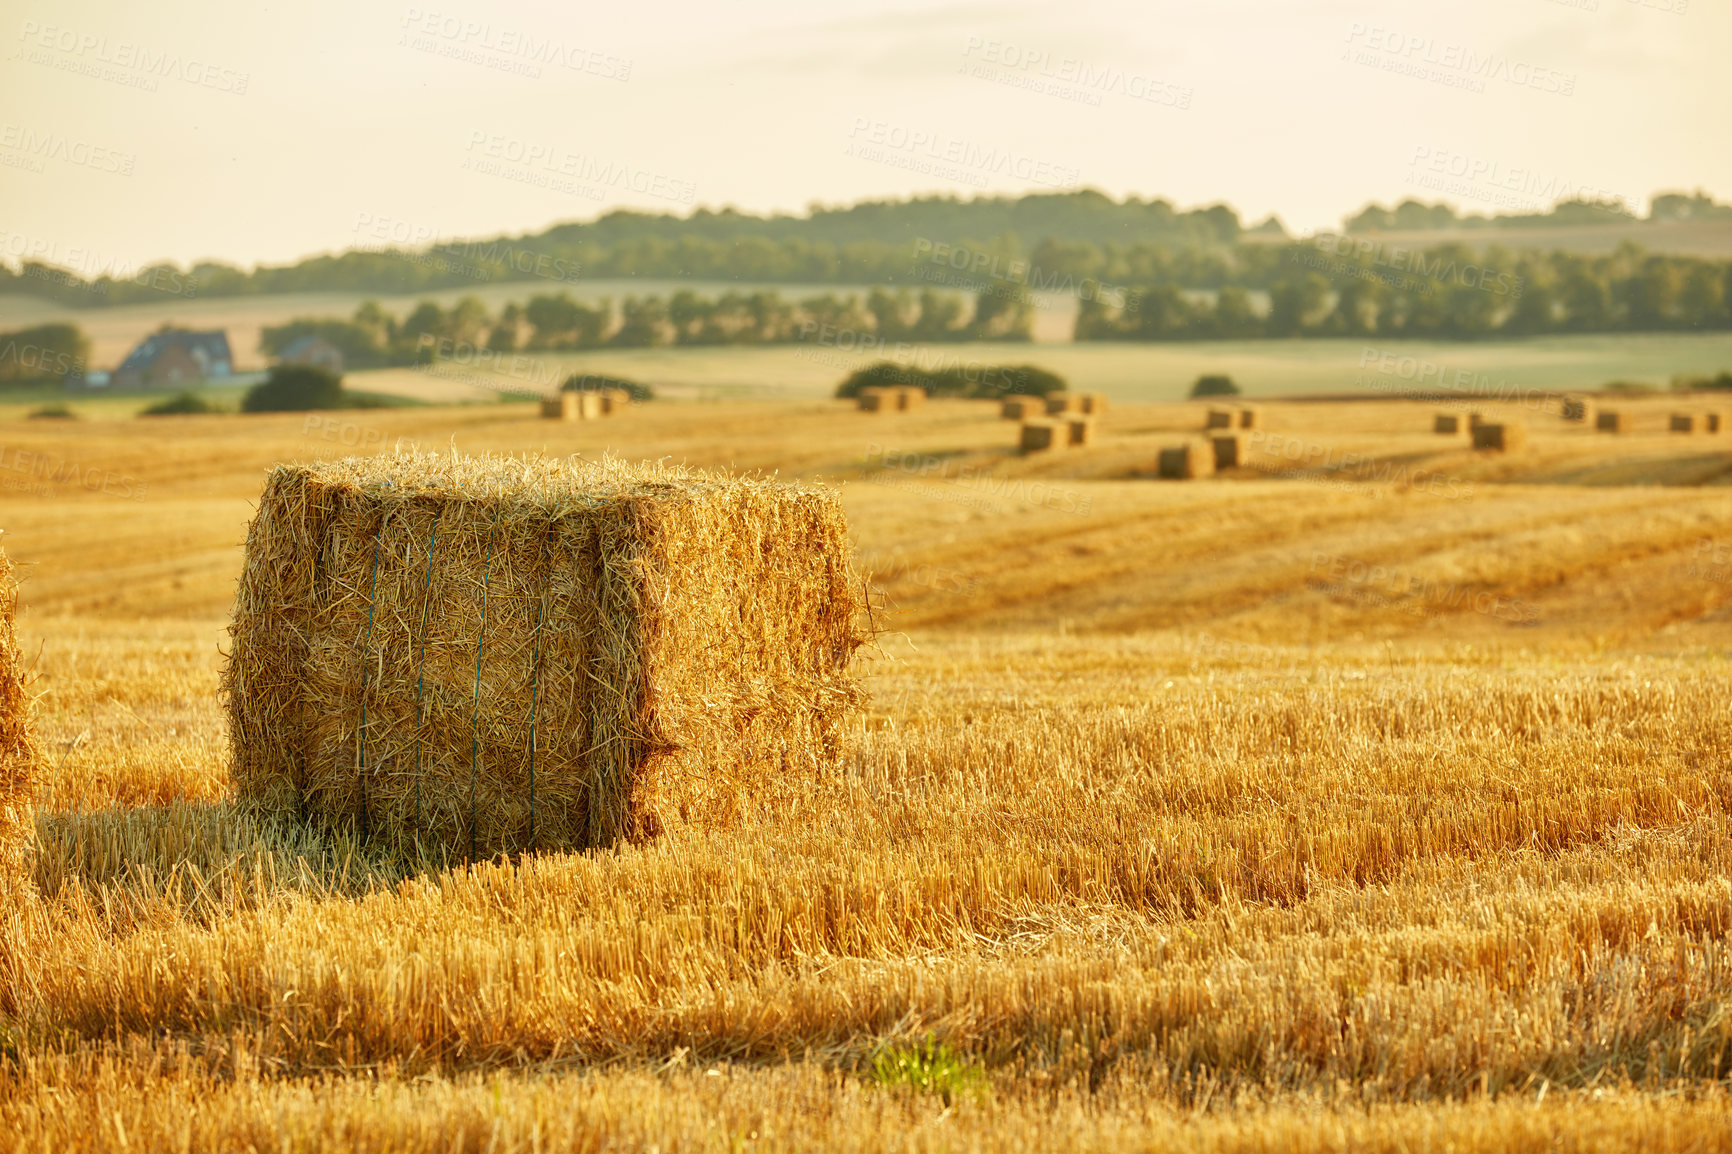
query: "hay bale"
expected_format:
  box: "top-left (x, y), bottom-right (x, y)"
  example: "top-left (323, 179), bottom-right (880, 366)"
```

top-left (1671, 413), bottom-right (1699, 433)
top-left (858, 388), bottom-right (891, 413)
top-left (1708, 413), bottom-right (1724, 434)
top-left (1468, 412), bottom-right (1487, 430)
top-left (1158, 443), bottom-right (1215, 479)
top-left (1020, 421), bottom-right (1064, 453)
top-left (0, 545), bottom-right (35, 903)
top-left (1001, 395), bottom-right (1045, 420)
top-left (1562, 397), bottom-right (1594, 422)
top-left (1204, 408), bottom-right (1235, 430)
top-left (1472, 423), bottom-right (1527, 452)
top-left (1046, 393), bottom-right (1086, 415)
top-left (600, 389), bottom-right (632, 415)
top-left (1078, 393), bottom-right (1108, 415)
top-left (1597, 410), bottom-right (1628, 433)
top-left (539, 397), bottom-right (563, 420)
top-left (224, 454), bottom-right (867, 857)
top-left (544, 393), bottom-right (601, 421)
top-left (894, 387), bottom-right (926, 411)
top-left (1211, 434), bottom-right (1246, 470)
top-left (1236, 407), bottom-right (1262, 430)
top-left (1065, 417), bottom-right (1095, 447)
top-left (1434, 414), bottom-right (1463, 434)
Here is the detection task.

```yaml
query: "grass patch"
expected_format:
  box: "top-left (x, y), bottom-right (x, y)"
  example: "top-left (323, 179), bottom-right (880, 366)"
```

top-left (140, 391), bottom-right (222, 416)
top-left (868, 1037), bottom-right (986, 1104)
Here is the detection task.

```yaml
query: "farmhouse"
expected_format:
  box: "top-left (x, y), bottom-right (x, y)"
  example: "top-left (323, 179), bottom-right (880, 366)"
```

top-left (111, 329), bottom-right (233, 389)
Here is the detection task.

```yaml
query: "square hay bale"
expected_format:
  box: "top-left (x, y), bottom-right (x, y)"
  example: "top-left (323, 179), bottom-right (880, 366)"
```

top-left (224, 454), bottom-right (867, 857)
top-left (1158, 442), bottom-right (1215, 479)
top-left (1562, 397), bottom-right (1594, 422)
top-left (539, 397), bottom-right (564, 420)
top-left (1046, 393), bottom-right (1086, 415)
top-left (1468, 412), bottom-right (1487, 430)
top-left (1597, 410), bottom-right (1628, 433)
top-left (1078, 393), bottom-right (1108, 415)
top-left (1236, 407), bottom-right (1262, 430)
top-left (0, 546), bottom-right (35, 903)
top-left (1434, 414), bottom-right (1463, 434)
top-left (1671, 413), bottom-right (1699, 433)
top-left (544, 392), bottom-right (601, 421)
top-left (1204, 408), bottom-right (1235, 430)
top-left (1211, 433), bottom-right (1246, 470)
top-left (894, 387), bottom-right (926, 411)
top-left (1001, 395), bottom-right (1046, 420)
top-left (600, 389), bottom-right (632, 415)
top-left (1709, 413), bottom-right (1724, 433)
top-left (1472, 423), bottom-right (1527, 452)
top-left (1020, 421), bottom-right (1064, 453)
top-left (1065, 417), bottom-right (1095, 447)
top-left (858, 387), bottom-right (891, 412)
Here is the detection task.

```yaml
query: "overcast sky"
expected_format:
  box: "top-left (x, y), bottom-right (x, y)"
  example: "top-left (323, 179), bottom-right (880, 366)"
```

top-left (0, 0), bottom-right (1723, 272)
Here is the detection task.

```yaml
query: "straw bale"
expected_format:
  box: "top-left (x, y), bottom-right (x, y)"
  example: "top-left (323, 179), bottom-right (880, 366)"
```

top-left (1236, 407), bottom-right (1262, 430)
top-left (858, 388), bottom-right (891, 413)
top-left (1078, 393), bottom-right (1108, 415)
top-left (1211, 433), bottom-right (1246, 470)
top-left (1205, 409), bottom-right (1234, 430)
top-left (1158, 443), bottom-right (1215, 479)
top-left (1671, 413), bottom-right (1699, 433)
top-left (1472, 423), bottom-right (1527, 452)
top-left (0, 545), bottom-right (35, 902)
top-left (894, 387), bottom-right (926, 411)
top-left (1020, 421), bottom-right (1064, 453)
top-left (1562, 397), bottom-right (1594, 422)
top-left (543, 393), bottom-right (601, 421)
top-left (1596, 411), bottom-right (1628, 433)
top-left (600, 389), bottom-right (631, 415)
top-left (1708, 413), bottom-right (1724, 433)
top-left (1001, 395), bottom-right (1045, 420)
top-left (1468, 412), bottom-right (1487, 430)
top-left (1434, 414), bottom-right (1463, 434)
top-left (1046, 394), bottom-right (1086, 415)
top-left (1065, 417), bottom-right (1095, 447)
top-left (224, 454), bottom-right (867, 857)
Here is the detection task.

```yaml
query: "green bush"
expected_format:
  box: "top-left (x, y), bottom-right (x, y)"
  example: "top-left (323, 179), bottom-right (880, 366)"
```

top-left (26, 404), bottom-right (76, 420)
top-left (1190, 374), bottom-right (1240, 398)
top-left (559, 373), bottom-right (654, 402)
top-left (867, 1037), bottom-right (984, 1105)
top-left (836, 361), bottom-right (1064, 400)
top-left (140, 391), bottom-right (219, 416)
top-left (242, 365), bottom-right (345, 412)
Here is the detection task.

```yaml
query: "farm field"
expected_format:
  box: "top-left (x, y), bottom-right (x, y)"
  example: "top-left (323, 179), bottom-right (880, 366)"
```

top-left (3, 394), bottom-right (1732, 1150)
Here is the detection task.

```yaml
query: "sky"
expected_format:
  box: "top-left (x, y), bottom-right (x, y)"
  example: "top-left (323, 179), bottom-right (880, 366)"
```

top-left (0, 0), bottom-right (1724, 273)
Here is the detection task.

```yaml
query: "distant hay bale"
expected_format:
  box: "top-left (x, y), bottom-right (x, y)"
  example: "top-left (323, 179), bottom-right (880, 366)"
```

top-left (1158, 442), bottom-right (1215, 479)
top-left (223, 454), bottom-right (867, 857)
top-left (858, 388), bottom-right (891, 413)
top-left (1562, 397), bottom-right (1594, 422)
top-left (1709, 413), bottom-right (1724, 433)
top-left (894, 387), bottom-right (926, 411)
top-left (1078, 393), bottom-right (1108, 415)
top-left (541, 393), bottom-right (601, 421)
top-left (1204, 408), bottom-right (1235, 430)
top-left (1670, 413), bottom-right (1699, 433)
top-left (1472, 423), bottom-right (1527, 452)
top-left (1236, 407), bottom-right (1262, 430)
top-left (1064, 417), bottom-right (1095, 447)
top-left (1597, 411), bottom-right (1629, 433)
top-left (1020, 421), bottom-right (1064, 453)
top-left (1046, 393), bottom-right (1086, 415)
top-left (1211, 433), bottom-right (1245, 470)
top-left (599, 389), bottom-right (631, 415)
top-left (0, 545), bottom-right (35, 903)
top-left (1468, 412), bottom-right (1487, 430)
top-left (1434, 414), bottom-right (1463, 434)
top-left (1000, 394), bottom-right (1045, 420)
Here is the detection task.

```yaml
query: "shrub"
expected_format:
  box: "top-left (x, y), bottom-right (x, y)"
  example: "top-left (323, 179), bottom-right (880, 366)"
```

top-left (1600, 380), bottom-right (1658, 396)
top-left (836, 362), bottom-right (1064, 400)
top-left (1190, 374), bottom-right (1240, 398)
top-left (140, 391), bottom-right (219, 416)
top-left (560, 373), bottom-right (654, 402)
top-left (25, 405), bottom-right (76, 420)
top-left (242, 365), bottom-right (345, 413)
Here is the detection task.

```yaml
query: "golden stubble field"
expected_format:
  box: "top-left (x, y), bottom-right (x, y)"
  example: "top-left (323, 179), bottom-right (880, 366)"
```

top-left (3, 392), bottom-right (1732, 1151)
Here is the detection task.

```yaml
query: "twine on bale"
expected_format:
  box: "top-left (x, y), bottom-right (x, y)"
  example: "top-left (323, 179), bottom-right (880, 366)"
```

top-left (469, 509), bottom-right (502, 862)
top-left (412, 508), bottom-right (441, 834)
top-left (357, 521), bottom-right (385, 841)
top-left (525, 531), bottom-right (551, 850)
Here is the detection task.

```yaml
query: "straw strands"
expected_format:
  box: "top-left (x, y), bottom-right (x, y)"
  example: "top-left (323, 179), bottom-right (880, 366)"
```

top-left (0, 544), bottom-right (34, 902)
